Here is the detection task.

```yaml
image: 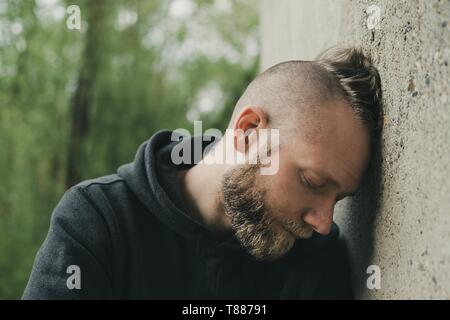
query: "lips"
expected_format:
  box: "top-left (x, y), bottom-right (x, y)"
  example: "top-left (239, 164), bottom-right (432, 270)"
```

top-left (278, 220), bottom-right (314, 239)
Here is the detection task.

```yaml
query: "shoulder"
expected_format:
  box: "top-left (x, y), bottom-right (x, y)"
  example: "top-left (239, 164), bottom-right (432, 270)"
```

top-left (22, 175), bottom-right (129, 299)
top-left (55, 174), bottom-right (126, 221)
top-left (50, 174), bottom-right (132, 251)
top-left (73, 174), bottom-right (127, 199)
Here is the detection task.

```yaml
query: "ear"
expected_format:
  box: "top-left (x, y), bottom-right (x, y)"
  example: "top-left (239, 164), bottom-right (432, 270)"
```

top-left (232, 106), bottom-right (268, 154)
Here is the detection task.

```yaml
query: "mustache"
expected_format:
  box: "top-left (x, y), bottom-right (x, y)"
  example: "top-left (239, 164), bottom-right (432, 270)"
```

top-left (277, 218), bottom-right (314, 239)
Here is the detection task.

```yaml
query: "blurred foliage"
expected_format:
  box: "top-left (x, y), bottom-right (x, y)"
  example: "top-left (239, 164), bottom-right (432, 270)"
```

top-left (0, 0), bottom-right (259, 298)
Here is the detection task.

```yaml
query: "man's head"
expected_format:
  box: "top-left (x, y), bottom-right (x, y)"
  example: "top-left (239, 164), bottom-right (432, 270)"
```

top-left (220, 47), bottom-right (383, 261)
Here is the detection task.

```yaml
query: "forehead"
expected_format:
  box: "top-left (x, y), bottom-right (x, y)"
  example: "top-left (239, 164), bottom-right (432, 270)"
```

top-left (283, 101), bottom-right (371, 187)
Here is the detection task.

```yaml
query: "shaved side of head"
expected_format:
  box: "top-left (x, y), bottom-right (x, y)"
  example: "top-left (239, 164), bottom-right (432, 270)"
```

top-left (229, 60), bottom-right (346, 133)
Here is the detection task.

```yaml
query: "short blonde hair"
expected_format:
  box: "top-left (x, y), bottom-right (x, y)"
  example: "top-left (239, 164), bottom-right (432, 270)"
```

top-left (315, 46), bottom-right (383, 134)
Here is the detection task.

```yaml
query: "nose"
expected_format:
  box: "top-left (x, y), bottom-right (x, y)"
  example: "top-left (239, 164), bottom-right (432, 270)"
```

top-left (302, 203), bottom-right (335, 235)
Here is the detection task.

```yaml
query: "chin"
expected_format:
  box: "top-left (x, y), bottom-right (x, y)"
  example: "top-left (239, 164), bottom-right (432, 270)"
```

top-left (254, 224), bottom-right (298, 261)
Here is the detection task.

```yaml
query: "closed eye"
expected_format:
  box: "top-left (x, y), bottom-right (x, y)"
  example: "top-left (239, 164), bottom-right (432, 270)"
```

top-left (299, 173), bottom-right (325, 190)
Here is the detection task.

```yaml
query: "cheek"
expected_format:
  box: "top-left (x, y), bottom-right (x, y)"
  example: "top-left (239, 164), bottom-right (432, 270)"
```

top-left (262, 172), bottom-right (308, 219)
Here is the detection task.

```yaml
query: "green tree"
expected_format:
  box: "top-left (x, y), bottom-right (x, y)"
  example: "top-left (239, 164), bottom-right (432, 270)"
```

top-left (0, 0), bottom-right (259, 298)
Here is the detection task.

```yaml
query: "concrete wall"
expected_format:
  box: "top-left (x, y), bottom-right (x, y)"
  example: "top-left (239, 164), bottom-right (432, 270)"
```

top-left (260, 0), bottom-right (450, 299)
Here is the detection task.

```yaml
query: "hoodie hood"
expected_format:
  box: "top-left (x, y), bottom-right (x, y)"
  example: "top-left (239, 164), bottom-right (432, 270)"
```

top-left (117, 130), bottom-right (208, 240)
top-left (117, 130), bottom-right (340, 258)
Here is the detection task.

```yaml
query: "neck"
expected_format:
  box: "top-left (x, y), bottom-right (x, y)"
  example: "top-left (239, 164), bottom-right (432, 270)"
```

top-left (178, 153), bottom-right (233, 239)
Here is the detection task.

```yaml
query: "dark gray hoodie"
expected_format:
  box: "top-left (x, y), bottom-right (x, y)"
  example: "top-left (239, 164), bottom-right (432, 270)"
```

top-left (22, 130), bottom-right (353, 299)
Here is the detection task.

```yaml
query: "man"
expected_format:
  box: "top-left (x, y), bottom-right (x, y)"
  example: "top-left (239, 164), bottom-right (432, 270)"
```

top-left (23, 47), bottom-right (382, 299)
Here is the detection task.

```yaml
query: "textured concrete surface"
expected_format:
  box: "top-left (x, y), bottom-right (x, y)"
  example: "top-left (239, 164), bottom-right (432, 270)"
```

top-left (260, 0), bottom-right (450, 299)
